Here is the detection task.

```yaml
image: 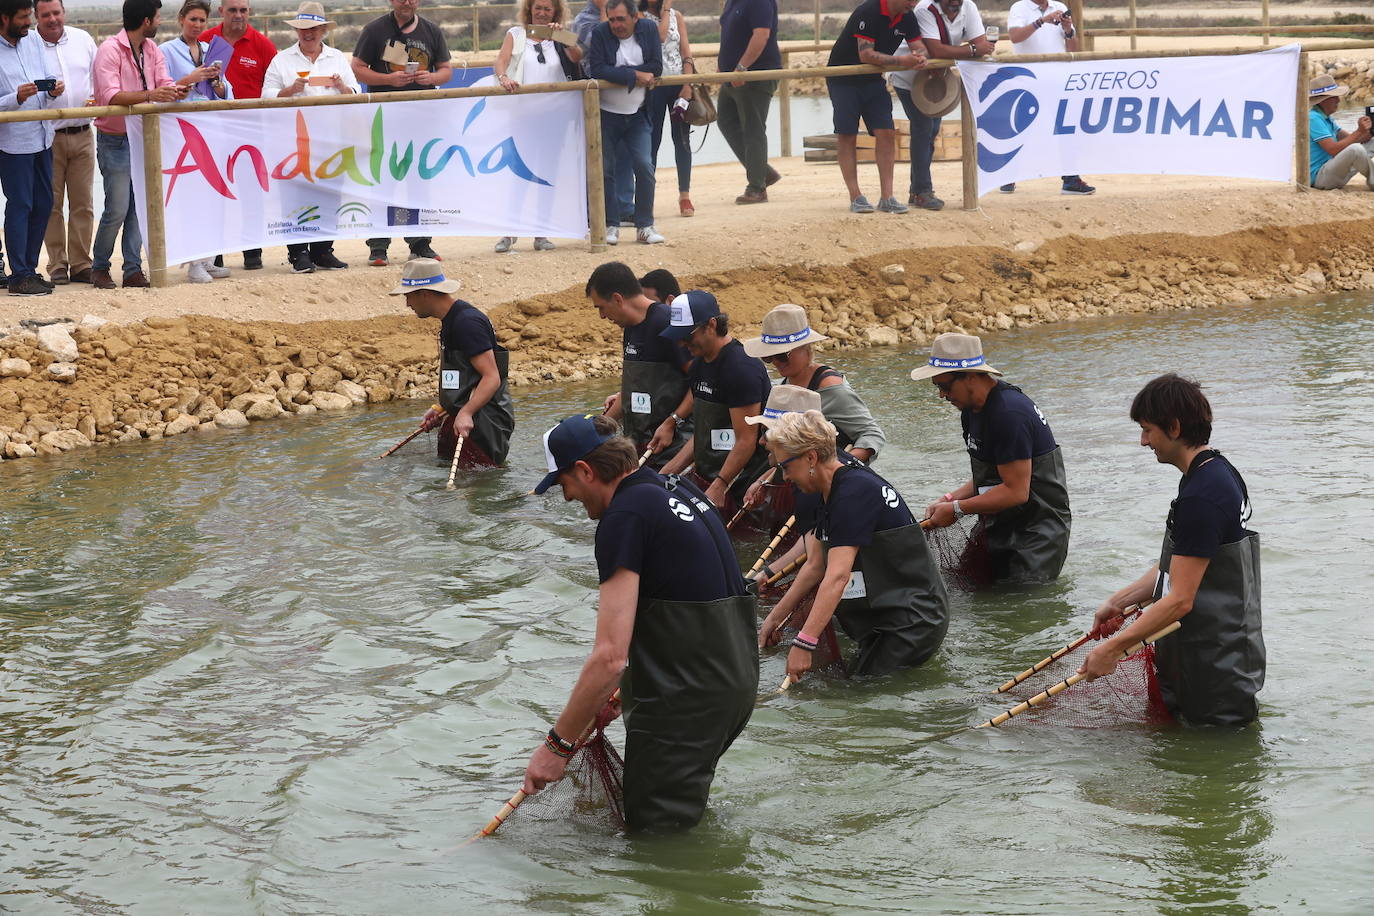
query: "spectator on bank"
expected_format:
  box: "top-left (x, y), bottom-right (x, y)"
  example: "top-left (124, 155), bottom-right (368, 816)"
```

top-left (573, 0), bottom-right (634, 224)
top-left (35, 0), bottom-right (96, 287)
top-left (586, 0), bottom-right (664, 245)
top-left (0, 0), bottom-right (62, 297)
top-left (204, 0), bottom-right (274, 269)
top-left (718, 0), bottom-right (780, 204)
top-left (264, 1), bottom-right (358, 273)
top-left (161, 0), bottom-right (232, 284)
top-left (826, 0), bottom-right (926, 214)
top-left (493, 0), bottom-right (581, 253)
top-left (91, 0), bottom-right (186, 290)
top-left (1307, 74), bottom-right (1374, 190)
top-left (1002, 0), bottom-right (1093, 195)
top-left (351, 0), bottom-right (450, 266)
top-left (643, 0), bottom-right (695, 217)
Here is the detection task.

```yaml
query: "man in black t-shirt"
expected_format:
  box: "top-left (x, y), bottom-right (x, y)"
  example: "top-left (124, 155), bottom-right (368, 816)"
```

top-left (1082, 374), bottom-right (1264, 727)
top-left (525, 414), bottom-right (756, 832)
top-left (825, 0), bottom-right (926, 213)
top-left (351, 0), bottom-right (452, 267)
top-left (914, 332), bottom-right (1071, 583)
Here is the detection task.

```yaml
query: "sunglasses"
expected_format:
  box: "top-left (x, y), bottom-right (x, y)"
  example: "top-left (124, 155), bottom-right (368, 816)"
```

top-left (765, 349), bottom-right (796, 364)
top-left (772, 453), bottom-right (803, 471)
top-left (534, 43), bottom-right (545, 63)
top-left (933, 378), bottom-right (960, 393)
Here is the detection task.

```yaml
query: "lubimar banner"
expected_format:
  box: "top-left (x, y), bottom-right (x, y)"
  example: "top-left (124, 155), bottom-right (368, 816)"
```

top-left (956, 44), bottom-right (1300, 196)
top-left (129, 88), bottom-right (587, 265)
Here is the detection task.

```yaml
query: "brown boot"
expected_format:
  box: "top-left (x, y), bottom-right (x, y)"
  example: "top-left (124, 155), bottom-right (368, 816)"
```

top-left (123, 271), bottom-right (149, 288)
top-left (91, 268), bottom-right (116, 289)
top-left (735, 188), bottom-right (768, 205)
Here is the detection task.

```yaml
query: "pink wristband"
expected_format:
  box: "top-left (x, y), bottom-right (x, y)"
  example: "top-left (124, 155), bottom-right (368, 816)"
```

top-left (944, 492), bottom-right (955, 502)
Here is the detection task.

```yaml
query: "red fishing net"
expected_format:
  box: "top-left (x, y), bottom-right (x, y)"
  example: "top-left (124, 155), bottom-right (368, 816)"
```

top-left (507, 702), bottom-right (626, 831)
top-left (998, 640), bottom-right (1173, 728)
top-left (924, 515), bottom-right (994, 591)
top-left (769, 590), bottom-right (848, 679)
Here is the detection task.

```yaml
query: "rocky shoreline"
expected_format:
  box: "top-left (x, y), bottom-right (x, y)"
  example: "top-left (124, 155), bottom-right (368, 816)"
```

top-left (2, 219), bottom-right (1370, 462)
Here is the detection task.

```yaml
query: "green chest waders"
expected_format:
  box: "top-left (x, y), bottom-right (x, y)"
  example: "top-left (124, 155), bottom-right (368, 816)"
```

top-left (438, 340), bottom-right (515, 465)
top-left (692, 397), bottom-right (770, 500)
top-left (621, 358), bottom-right (690, 469)
top-left (969, 446), bottom-right (1072, 583)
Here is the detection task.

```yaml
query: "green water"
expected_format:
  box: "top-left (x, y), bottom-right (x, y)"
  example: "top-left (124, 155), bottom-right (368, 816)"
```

top-left (2, 293), bottom-right (1372, 913)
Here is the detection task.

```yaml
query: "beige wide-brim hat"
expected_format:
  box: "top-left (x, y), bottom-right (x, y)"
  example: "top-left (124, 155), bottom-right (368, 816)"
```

top-left (1309, 74), bottom-right (1351, 106)
top-left (283, 1), bottom-right (336, 29)
top-left (909, 332), bottom-right (1003, 380)
top-left (743, 303), bottom-right (830, 358)
top-left (745, 384), bottom-right (823, 427)
top-left (388, 258), bottom-right (462, 296)
top-left (913, 67), bottom-right (961, 118)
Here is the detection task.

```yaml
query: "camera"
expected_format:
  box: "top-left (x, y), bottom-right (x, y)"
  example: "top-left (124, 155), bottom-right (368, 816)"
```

top-left (671, 97), bottom-right (689, 122)
top-left (1365, 105), bottom-right (1374, 121)
top-left (34, 78), bottom-right (57, 92)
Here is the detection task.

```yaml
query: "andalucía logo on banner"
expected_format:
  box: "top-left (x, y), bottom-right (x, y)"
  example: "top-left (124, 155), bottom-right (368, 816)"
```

top-left (956, 44), bottom-right (1300, 195)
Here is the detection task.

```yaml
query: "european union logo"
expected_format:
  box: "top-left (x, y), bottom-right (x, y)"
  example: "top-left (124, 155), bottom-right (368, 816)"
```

top-left (387, 206), bottom-right (420, 227)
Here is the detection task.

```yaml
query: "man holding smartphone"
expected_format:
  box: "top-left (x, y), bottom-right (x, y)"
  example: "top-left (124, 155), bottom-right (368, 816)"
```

top-left (0, 0), bottom-right (65, 296)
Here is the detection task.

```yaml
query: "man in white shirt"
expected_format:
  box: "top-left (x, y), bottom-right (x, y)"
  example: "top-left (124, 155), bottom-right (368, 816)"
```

top-left (1002, 0), bottom-right (1095, 194)
top-left (35, 0), bottom-right (95, 285)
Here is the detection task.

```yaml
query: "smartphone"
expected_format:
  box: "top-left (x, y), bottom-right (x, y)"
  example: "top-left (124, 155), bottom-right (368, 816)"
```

top-left (527, 23), bottom-right (553, 39)
top-left (34, 78), bottom-right (57, 92)
top-left (1365, 105), bottom-right (1374, 121)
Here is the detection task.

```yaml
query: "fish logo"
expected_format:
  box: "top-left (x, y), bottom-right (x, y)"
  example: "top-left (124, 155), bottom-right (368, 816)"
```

top-left (975, 67), bottom-right (1040, 173)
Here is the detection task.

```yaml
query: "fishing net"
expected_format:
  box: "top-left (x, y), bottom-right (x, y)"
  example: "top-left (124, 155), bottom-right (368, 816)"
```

top-left (924, 515), bottom-right (994, 591)
top-left (999, 640), bottom-right (1173, 728)
top-left (769, 590), bottom-right (848, 679)
top-left (509, 700), bottom-right (626, 830)
top-left (438, 426), bottom-right (498, 468)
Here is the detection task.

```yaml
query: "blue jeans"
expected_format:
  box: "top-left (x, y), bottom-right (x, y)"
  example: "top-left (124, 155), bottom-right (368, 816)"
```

top-left (600, 108), bottom-right (655, 229)
top-left (0, 148), bottom-right (54, 279)
top-left (615, 141), bottom-right (634, 220)
top-left (894, 87), bottom-right (940, 196)
top-left (648, 84), bottom-right (692, 194)
top-left (93, 132), bottom-right (142, 278)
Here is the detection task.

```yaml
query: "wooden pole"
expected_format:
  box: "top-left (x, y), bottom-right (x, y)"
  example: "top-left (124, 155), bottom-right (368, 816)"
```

top-left (995, 604), bottom-right (1146, 693)
top-left (959, 82), bottom-right (977, 210)
top-left (1128, 0), bottom-right (1137, 50)
top-left (1066, 0), bottom-right (1088, 50)
top-left (814, 0), bottom-right (821, 44)
top-left (140, 112), bottom-right (168, 289)
top-left (746, 515), bottom-right (796, 578)
top-left (779, 50), bottom-right (793, 158)
top-left (765, 552), bottom-right (805, 585)
top-left (472, 3), bottom-right (481, 53)
top-left (446, 435), bottom-right (465, 489)
top-left (1262, 0), bottom-right (1271, 46)
top-left (1296, 51), bottom-right (1310, 190)
top-left (583, 82), bottom-right (608, 251)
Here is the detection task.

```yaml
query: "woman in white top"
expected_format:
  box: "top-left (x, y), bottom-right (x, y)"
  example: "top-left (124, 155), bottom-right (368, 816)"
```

top-left (160, 0), bottom-right (233, 284)
top-left (492, 0), bottom-right (582, 253)
top-left (642, 0), bottom-right (695, 216)
top-left (263, 2), bottom-right (361, 274)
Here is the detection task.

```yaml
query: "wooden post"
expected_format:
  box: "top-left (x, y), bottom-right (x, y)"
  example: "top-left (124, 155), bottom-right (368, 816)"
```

top-left (472, 3), bottom-right (481, 53)
top-left (959, 83), bottom-right (977, 210)
top-left (779, 50), bottom-right (792, 157)
top-left (1262, 0), bottom-right (1271, 46)
top-left (1296, 51), bottom-right (1310, 189)
top-left (1066, 0), bottom-right (1089, 50)
top-left (814, 0), bottom-right (821, 44)
top-left (583, 83), bottom-right (607, 251)
top-left (141, 112), bottom-right (168, 289)
top-left (1128, 0), bottom-right (1137, 50)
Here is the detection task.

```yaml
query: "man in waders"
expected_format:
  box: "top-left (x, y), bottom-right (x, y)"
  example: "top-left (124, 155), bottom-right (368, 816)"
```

top-left (392, 259), bottom-right (514, 466)
top-left (915, 332), bottom-right (1071, 583)
top-left (656, 290), bottom-right (773, 511)
top-left (1081, 374), bottom-right (1264, 726)
top-left (524, 414), bottom-right (757, 831)
top-left (586, 261), bottom-right (691, 469)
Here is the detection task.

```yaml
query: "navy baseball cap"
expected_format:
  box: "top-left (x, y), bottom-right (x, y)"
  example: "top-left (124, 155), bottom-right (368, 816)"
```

top-left (659, 290), bottom-right (720, 340)
top-left (533, 414), bottom-right (617, 494)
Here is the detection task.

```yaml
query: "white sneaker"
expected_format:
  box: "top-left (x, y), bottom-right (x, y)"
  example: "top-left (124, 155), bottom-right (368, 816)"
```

top-left (605, 226), bottom-right (619, 246)
top-left (533, 237), bottom-right (555, 251)
top-left (637, 226), bottom-right (665, 244)
top-left (187, 260), bottom-right (212, 283)
top-left (205, 260), bottom-right (230, 279)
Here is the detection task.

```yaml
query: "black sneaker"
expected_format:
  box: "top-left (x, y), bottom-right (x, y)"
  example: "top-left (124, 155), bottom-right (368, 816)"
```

top-left (409, 244), bottom-right (440, 261)
top-left (1061, 177), bottom-right (1096, 195)
top-left (9, 275), bottom-right (51, 296)
top-left (243, 252), bottom-right (264, 270)
top-left (313, 252), bottom-right (349, 270)
top-left (290, 252), bottom-right (315, 274)
top-left (37, 275), bottom-right (55, 290)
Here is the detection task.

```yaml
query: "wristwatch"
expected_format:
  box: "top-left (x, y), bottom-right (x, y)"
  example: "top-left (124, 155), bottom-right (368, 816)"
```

top-left (670, 412), bottom-right (686, 428)
top-left (952, 500), bottom-right (966, 519)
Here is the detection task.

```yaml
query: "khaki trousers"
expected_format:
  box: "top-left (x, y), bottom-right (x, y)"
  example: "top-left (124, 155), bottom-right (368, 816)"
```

top-left (44, 127), bottom-right (95, 275)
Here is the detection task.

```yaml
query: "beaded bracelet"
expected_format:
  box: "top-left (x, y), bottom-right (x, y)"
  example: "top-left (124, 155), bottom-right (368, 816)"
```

top-left (545, 727), bottom-right (576, 759)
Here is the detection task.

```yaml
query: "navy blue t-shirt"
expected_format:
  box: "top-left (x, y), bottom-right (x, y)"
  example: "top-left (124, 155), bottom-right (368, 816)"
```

top-left (962, 381), bottom-right (1058, 466)
top-left (690, 338), bottom-right (772, 408)
top-left (719, 0), bottom-right (781, 71)
top-left (595, 468), bottom-right (743, 601)
top-left (624, 301), bottom-right (691, 369)
top-left (794, 451), bottom-right (864, 534)
top-left (1169, 451), bottom-right (1250, 559)
top-left (816, 465), bottom-right (915, 548)
top-left (441, 300), bottom-right (497, 359)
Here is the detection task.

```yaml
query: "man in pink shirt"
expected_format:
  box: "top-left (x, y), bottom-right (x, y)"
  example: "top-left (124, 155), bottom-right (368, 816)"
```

top-left (91, 0), bottom-right (185, 289)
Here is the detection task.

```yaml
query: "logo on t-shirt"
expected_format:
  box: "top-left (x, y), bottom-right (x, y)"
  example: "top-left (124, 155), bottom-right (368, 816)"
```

top-left (964, 432), bottom-right (981, 453)
top-left (667, 496), bottom-right (696, 522)
top-left (625, 343), bottom-right (639, 357)
top-left (881, 485), bottom-right (899, 508)
top-left (1034, 405), bottom-right (1048, 426)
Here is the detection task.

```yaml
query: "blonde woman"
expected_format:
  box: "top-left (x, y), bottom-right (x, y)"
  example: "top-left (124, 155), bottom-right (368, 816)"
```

top-left (759, 410), bottom-right (948, 681)
top-left (493, 0), bottom-right (582, 253)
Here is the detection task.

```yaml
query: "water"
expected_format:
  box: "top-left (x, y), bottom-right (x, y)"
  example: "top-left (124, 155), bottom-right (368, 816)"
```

top-left (3, 293), bottom-right (1374, 912)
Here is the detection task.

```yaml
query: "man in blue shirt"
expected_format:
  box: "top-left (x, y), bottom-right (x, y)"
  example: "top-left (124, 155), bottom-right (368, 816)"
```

top-left (1307, 74), bottom-right (1374, 190)
top-left (0, 0), bottom-right (64, 297)
top-left (717, 0), bottom-right (780, 204)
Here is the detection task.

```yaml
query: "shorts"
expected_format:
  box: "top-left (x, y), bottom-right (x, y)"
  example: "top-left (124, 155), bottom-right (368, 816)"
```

top-left (826, 76), bottom-right (894, 135)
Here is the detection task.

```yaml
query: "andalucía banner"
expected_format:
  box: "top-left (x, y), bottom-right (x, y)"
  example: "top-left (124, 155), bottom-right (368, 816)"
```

top-left (129, 89), bottom-right (587, 264)
top-left (956, 44), bottom-right (1299, 196)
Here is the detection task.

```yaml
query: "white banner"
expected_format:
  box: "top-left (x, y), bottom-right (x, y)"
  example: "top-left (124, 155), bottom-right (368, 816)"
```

top-left (956, 44), bottom-right (1300, 195)
top-left (130, 88), bottom-right (587, 264)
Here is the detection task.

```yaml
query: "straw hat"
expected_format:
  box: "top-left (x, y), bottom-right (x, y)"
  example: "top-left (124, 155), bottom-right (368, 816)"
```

top-left (387, 258), bottom-right (462, 296)
top-left (912, 67), bottom-right (961, 118)
top-left (742, 303), bottom-right (830, 358)
top-left (909, 332), bottom-right (1003, 380)
top-left (1308, 74), bottom-right (1350, 106)
top-left (283, 1), bottom-right (336, 29)
top-left (745, 384), bottom-right (822, 427)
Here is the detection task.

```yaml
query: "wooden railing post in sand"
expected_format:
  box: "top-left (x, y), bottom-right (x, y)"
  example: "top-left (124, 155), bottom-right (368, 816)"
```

top-left (779, 51), bottom-right (793, 158)
top-left (960, 81), bottom-right (977, 211)
top-left (1296, 51), bottom-right (1310, 190)
top-left (140, 113), bottom-right (169, 290)
top-left (583, 81), bottom-right (608, 252)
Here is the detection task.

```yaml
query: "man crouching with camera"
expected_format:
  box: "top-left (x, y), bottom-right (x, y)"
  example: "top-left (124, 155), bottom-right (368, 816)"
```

top-left (1308, 73), bottom-right (1374, 191)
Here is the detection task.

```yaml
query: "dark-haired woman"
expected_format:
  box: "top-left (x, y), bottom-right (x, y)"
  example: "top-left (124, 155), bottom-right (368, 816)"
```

top-left (641, 0), bottom-right (695, 216)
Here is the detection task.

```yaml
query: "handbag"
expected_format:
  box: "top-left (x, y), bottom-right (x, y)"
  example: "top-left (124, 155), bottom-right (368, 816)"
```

top-left (683, 82), bottom-right (717, 127)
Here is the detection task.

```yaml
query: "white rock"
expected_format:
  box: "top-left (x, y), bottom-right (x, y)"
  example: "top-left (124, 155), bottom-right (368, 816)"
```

top-left (284, 372), bottom-right (307, 395)
top-left (879, 264), bottom-right (906, 284)
top-left (310, 391), bottom-right (353, 411)
top-left (863, 325), bottom-right (901, 347)
top-left (0, 357), bottom-right (31, 378)
top-left (213, 408), bottom-right (250, 429)
top-left (1013, 240), bottom-right (1038, 252)
top-left (48, 362), bottom-right (77, 381)
top-left (5, 440), bottom-right (36, 458)
top-left (39, 429), bottom-right (92, 451)
top-left (244, 398), bottom-right (285, 421)
top-left (334, 379), bottom-right (368, 405)
top-left (1299, 268), bottom-right (1327, 288)
top-left (78, 314), bottom-right (109, 330)
top-left (227, 391), bottom-right (279, 414)
top-left (117, 427), bottom-right (143, 442)
top-left (164, 414), bottom-right (200, 436)
top-left (36, 324), bottom-right (79, 362)
top-left (294, 403), bottom-right (318, 416)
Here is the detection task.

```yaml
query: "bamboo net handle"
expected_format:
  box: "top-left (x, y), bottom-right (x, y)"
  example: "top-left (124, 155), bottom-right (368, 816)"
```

top-left (637, 445), bottom-right (653, 468)
top-left (977, 620), bottom-right (1180, 729)
top-left (994, 601), bottom-right (1151, 693)
top-left (379, 421), bottom-right (428, 459)
top-left (746, 515), bottom-right (796, 578)
top-left (445, 436), bottom-right (465, 490)
top-left (766, 553), bottom-right (806, 585)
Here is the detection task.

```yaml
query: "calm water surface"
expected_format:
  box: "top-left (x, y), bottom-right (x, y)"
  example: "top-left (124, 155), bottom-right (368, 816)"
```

top-left (3, 293), bottom-right (1373, 913)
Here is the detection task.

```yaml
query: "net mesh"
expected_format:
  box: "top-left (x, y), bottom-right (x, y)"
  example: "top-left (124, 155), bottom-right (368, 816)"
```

top-left (769, 590), bottom-right (849, 679)
top-left (508, 703), bottom-right (626, 831)
top-left (924, 516), bottom-right (993, 591)
top-left (999, 641), bottom-right (1173, 728)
